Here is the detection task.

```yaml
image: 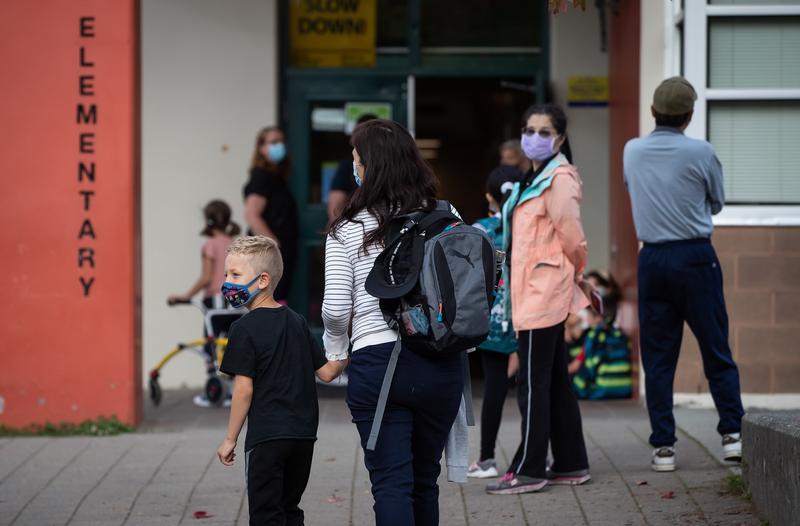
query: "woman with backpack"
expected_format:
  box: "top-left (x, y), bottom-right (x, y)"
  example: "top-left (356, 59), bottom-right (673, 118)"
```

top-left (322, 119), bottom-right (466, 525)
top-left (486, 103), bottom-right (592, 495)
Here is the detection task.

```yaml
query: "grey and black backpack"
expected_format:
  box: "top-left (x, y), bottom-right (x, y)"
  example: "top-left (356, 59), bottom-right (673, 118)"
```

top-left (366, 200), bottom-right (498, 354)
top-left (363, 201), bottom-right (500, 450)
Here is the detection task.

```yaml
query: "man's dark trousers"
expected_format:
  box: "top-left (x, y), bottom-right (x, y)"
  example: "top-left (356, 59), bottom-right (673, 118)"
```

top-left (638, 238), bottom-right (745, 447)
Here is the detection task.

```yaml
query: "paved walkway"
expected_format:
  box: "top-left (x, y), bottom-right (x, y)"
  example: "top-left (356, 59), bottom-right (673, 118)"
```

top-left (0, 386), bottom-right (759, 525)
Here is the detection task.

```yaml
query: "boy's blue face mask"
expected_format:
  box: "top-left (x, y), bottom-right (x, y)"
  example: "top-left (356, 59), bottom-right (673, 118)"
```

top-left (221, 274), bottom-right (263, 308)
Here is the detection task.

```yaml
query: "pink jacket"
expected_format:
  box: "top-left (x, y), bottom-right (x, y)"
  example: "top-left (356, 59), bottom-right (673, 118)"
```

top-left (510, 162), bottom-right (590, 331)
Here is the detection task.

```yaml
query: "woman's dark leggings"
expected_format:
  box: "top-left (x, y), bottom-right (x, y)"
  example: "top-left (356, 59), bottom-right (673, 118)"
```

top-left (508, 322), bottom-right (589, 479)
top-left (479, 350), bottom-right (513, 461)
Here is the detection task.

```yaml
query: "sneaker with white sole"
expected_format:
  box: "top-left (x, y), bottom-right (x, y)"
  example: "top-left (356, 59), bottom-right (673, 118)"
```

top-left (486, 472), bottom-right (548, 495)
top-left (467, 459), bottom-right (499, 479)
top-left (193, 394), bottom-right (232, 408)
top-left (722, 433), bottom-right (742, 462)
top-left (546, 467), bottom-right (592, 485)
top-left (651, 446), bottom-right (676, 472)
top-left (192, 394), bottom-right (212, 408)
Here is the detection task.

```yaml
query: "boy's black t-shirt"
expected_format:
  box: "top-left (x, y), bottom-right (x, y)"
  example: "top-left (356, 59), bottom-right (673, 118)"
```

top-left (220, 306), bottom-right (328, 452)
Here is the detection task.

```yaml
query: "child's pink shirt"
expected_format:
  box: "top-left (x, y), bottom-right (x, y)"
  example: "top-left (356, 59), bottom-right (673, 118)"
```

top-left (203, 234), bottom-right (233, 298)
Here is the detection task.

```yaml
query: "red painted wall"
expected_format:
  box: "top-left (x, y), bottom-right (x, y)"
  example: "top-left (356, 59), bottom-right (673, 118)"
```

top-left (0, 1), bottom-right (140, 427)
top-left (608, 0), bottom-right (641, 394)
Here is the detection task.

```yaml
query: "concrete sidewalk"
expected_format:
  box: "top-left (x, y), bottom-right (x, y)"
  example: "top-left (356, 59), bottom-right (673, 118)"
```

top-left (0, 388), bottom-right (759, 525)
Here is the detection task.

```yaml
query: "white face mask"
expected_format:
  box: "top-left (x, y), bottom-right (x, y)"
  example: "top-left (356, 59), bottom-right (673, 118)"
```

top-left (577, 309), bottom-right (591, 330)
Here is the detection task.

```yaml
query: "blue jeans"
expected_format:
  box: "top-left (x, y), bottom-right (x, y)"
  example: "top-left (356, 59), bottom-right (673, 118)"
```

top-left (347, 342), bottom-right (463, 526)
top-left (638, 239), bottom-right (745, 447)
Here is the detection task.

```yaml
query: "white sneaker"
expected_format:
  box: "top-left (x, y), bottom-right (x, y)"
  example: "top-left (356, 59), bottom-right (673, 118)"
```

top-left (192, 394), bottom-right (212, 408)
top-left (467, 459), bottom-right (499, 479)
top-left (722, 433), bottom-right (742, 462)
top-left (651, 447), bottom-right (676, 472)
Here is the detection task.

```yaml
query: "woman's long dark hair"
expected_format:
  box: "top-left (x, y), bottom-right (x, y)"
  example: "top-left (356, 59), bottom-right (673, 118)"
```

top-left (327, 119), bottom-right (439, 253)
top-left (522, 103), bottom-right (573, 163)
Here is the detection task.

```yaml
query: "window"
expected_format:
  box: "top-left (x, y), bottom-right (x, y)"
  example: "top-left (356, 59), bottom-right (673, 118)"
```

top-left (709, 17), bottom-right (800, 89)
top-left (709, 101), bottom-right (800, 203)
top-left (710, 0), bottom-right (800, 5)
top-left (420, 0), bottom-right (542, 49)
top-left (678, 1), bottom-right (800, 220)
top-left (377, 0), bottom-right (407, 48)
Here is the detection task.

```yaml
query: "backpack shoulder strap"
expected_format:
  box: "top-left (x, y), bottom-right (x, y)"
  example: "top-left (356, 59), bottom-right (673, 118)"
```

top-left (462, 354), bottom-right (475, 426)
top-left (366, 336), bottom-right (402, 450)
top-left (417, 201), bottom-right (459, 233)
top-left (384, 202), bottom-right (457, 246)
top-left (383, 212), bottom-right (425, 247)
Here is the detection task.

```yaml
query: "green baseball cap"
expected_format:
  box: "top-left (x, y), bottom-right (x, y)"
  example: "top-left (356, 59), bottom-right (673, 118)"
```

top-left (652, 77), bottom-right (697, 115)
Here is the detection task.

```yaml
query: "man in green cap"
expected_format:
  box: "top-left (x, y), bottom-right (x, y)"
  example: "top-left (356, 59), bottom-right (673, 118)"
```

top-left (623, 77), bottom-right (745, 473)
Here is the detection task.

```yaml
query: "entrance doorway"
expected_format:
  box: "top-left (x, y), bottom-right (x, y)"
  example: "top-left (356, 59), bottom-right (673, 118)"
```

top-left (285, 74), bottom-right (538, 332)
top-left (285, 74), bottom-right (408, 329)
top-left (281, 2), bottom-right (548, 333)
top-left (415, 77), bottom-right (537, 223)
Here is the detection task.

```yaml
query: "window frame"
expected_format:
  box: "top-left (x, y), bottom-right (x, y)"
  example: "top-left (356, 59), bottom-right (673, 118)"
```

top-left (674, 1), bottom-right (800, 225)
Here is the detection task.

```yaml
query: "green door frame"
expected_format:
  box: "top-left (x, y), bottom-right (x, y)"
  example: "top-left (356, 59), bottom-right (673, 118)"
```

top-left (285, 76), bottom-right (409, 321)
top-left (280, 0), bottom-right (550, 327)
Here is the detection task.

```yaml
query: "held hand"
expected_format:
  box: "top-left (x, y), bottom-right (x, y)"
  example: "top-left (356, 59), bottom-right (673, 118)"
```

top-left (334, 359), bottom-right (350, 379)
top-left (217, 438), bottom-right (237, 466)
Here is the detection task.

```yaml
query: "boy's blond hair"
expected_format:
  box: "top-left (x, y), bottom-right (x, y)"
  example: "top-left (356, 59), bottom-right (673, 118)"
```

top-left (227, 235), bottom-right (283, 295)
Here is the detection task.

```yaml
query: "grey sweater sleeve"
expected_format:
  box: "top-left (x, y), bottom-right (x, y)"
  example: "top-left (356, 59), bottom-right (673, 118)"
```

top-left (705, 147), bottom-right (725, 215)
top-left (445, 395), bottom-right (469, 483)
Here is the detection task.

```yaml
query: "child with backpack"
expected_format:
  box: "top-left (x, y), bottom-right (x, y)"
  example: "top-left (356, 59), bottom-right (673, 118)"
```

top-left (571, 271), bottom-right (633, 400)
top-left (467, 165), bottom-right (523, 479)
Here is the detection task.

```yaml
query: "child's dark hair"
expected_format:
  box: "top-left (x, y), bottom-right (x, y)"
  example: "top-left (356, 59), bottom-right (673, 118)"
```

top-left (202, 200), bottom-right (241, 237)
top-left (522, 103), bottom-right (574, 163)
top-left (486, 165), bottom-right (523, 204)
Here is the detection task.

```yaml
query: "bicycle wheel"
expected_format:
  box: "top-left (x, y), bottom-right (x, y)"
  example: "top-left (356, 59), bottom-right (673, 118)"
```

top-left (205, 376), bottom-right (225, 406)
top-left (149, 376), bottom-right (163, 406)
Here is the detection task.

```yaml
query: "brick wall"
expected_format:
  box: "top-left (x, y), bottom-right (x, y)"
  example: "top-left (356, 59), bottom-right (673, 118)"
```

top-left (674, 227), bottom-right (800, 394)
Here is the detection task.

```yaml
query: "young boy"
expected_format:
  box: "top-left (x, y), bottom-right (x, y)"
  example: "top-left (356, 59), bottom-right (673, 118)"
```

top-left (216, 236), bottom-right (346, 526)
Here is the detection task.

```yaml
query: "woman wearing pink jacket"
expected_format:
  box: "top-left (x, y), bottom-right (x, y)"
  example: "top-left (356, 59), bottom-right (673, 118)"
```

top-left (487, 104), bottom-right (592, 495)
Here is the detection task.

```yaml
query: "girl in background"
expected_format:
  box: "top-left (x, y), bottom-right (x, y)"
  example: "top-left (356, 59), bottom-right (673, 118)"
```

top-left (168, 199), bottom-right (240, 307)
top-left (168, 199), bottom-right (240, 407)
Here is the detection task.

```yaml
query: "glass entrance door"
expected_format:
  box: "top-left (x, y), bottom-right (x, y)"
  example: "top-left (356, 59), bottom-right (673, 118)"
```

top-left (286, 75), bottom-right (408, 331)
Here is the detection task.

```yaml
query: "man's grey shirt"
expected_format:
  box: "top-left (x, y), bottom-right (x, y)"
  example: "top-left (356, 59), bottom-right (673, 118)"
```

top-left (623, 127), bottom-right (725, 243)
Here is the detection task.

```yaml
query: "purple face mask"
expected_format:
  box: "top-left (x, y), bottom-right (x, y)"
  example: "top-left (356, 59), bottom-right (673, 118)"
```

top-left (521, 133), bottom-right (557, 161)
